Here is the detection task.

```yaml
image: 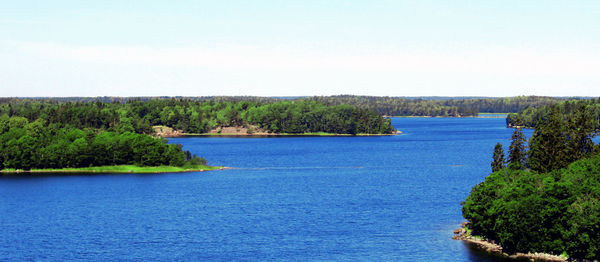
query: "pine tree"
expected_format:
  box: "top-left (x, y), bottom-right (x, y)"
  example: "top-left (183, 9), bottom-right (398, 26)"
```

top-left (566, 103), bottom-right (596, 162)
top-left (528, 105), bottom-right (568, 173)
top-left (491, 142), bottom-right (505, 172)
top-left (508, 127), bottom-right (527, 169)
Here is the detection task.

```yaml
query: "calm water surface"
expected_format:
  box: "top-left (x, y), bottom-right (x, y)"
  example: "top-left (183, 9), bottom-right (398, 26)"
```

top-left (0, 118), bottom-right (531, 261)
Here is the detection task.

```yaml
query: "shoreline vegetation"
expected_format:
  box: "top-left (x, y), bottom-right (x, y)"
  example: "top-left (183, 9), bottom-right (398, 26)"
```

top-left (2, 95), bottom-right (573, 117)
top-left (0, 99), bottom-right (396, 136)
top-left (1, 98), bottom-right (395, 176)
top-left (0, 165), bottom-right (226, 174)
top-left (0, 120), bottom-right (213, 174)
top-left (452, 223), bottom-right (567, 261)
top-left (308, 95), bottom-right (568, 117)
top-left (506, 98), bottom-right (600, 128)
top-left (462, 104), bottom-right (600, 261)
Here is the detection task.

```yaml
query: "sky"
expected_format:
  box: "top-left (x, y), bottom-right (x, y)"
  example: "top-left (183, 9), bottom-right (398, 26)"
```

top-left (1, 0), bottom-right (599, 97)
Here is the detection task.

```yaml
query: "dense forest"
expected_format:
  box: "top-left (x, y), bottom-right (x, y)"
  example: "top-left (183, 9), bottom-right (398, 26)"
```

top-left (0, 99), bottom-right (395, 135)
top-left (306, 95), bottom-right (569, 116)
top-left (0, 98), bottom-right (395, 170)
top-left (462, 104), bottom-right (600, 260)
top-left (0, 115), bottom-right (206, 170)
top-left (506, 98), bottom-right (600, 128)
top-left (6, 95), bottom-right (577, 117)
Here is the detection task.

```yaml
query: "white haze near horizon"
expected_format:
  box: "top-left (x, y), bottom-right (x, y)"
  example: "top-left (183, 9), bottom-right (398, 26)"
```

top-left (1, 1), bottom-right (599, 97)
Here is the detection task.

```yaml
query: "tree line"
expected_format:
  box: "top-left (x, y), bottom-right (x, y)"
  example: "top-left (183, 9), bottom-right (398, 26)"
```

top-left (506, 98), bottom-right (600, 128)
top-left (462, 104), bottom-right (600, 260)
top-left (306, 95), bottom-right (569, 116)
top-left (4, 95), bottom-right (578, 118)
top-left (0, 99), bottom-right (395, 135)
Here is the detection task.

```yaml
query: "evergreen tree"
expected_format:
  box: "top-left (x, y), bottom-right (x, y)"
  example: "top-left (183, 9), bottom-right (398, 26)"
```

top-left (491, 142), bottom-right (505, 172)
top-left (528, 105), bottom-right (568, 173)
top-left (565, 103), bottom-right (596, 162)
top-left (508, 127), bottom-right (527, 169)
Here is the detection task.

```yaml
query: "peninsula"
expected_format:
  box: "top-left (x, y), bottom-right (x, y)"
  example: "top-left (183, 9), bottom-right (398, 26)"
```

top-left (460, 101), bottom-right (600, 261)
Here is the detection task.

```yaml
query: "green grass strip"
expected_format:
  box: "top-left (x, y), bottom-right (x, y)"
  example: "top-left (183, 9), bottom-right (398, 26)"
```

top-left (1, 165), bottom-right (224, 174)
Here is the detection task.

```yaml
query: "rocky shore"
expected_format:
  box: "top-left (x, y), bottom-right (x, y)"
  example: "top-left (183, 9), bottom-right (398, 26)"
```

top-left (153, 126), bottom-right (184, 138)
top-left (154, 125), bottom-right (400, 137)
top-left (453, 222), bottom-right (567, 262)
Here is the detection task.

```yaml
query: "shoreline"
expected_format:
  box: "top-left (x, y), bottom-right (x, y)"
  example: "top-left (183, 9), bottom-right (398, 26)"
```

top-left (154, 125), bottom-right (401, 138)
top-left (182, 132), bottom-right (401, 137)
top-left (0, 165), bottom-right (228, 175)
top-left (452, 223), bottom-right (567, 261)
top-left (391, 114), bottom-right (507, 118)
top-left (391, 115), bottom-right (476, 118)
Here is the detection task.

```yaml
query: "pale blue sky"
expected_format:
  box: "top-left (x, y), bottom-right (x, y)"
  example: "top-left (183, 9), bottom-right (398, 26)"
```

top-left (1, 1), bottom-right (599, 97)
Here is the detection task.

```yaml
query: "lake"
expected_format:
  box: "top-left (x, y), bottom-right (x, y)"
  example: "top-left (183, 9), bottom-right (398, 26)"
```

top-left (0, 117), bottom-right (531, 261)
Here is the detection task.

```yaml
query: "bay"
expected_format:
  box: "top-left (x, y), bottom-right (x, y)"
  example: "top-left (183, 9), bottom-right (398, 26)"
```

top-left (0, 117), bottom-right (532, 261)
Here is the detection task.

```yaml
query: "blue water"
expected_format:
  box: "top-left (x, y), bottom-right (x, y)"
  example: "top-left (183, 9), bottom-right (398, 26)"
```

top-left (0, 117), bottom-right (532, 261)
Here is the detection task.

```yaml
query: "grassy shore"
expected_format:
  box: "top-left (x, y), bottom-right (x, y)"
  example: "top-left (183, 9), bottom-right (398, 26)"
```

top-left (0, 165), bottom-right (224, 174)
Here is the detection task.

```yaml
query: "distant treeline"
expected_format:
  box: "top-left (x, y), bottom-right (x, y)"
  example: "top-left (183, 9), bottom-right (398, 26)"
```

top-left (506, 98), bottom-right (600, 128)
top-left (463, 104), bottom-right (600, 260)
top-left (0, 96), bottom-right (281, 104)
top-left (0, 99), bottom-right (395, 135)
top-left (0, 116), bottom-right (205, 170)
top-left (3, 95), bottom-right (582, 117)
top-left (306, 95), bottom-right (571, 116)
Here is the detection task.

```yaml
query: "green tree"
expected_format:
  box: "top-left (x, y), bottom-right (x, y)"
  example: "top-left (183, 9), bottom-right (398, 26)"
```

top-left (528, 106), bottom-right (568, 173)
top-left (0, 115), bottom-right (9, 134)
top-left (491, 142), bottom-right (505, 172)
top-left (565, 103), bottom-right (596, 162)
top-left (8, 116), bottom-right (29, 129)
top-left (508, 128), bottom-right (527, 169)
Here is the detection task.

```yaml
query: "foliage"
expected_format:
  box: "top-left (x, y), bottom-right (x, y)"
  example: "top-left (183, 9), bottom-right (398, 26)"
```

top-left (462, 155), bottom-right (600, 260)
top-left (0, 99), bottom-right (395, 135)
top-left (491, 143), bottom-right (505, 172)
top-left (507, 128), bottom-right (527, 169)
top-left (506, 98), bottom-right (600, 129)
top-left (307, 95), bottom-right (568, 117)
top-left (525, 104), bottom-right (597, 173)
top-left (0, 116), bottom-right (203, 170)
top-left (464, 102), bottom-right (600, 260)
top-left (1, 95), bottom-right (573, 122)
top-left (527, 106), bottom-right (569, 173)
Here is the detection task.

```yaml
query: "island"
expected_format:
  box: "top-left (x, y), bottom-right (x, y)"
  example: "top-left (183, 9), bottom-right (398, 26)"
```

top-left (458, 102), bottom-right (600, 261)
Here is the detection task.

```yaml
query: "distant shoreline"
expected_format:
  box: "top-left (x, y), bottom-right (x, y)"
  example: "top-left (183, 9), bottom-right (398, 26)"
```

top-left (154, 125), bottom-right (401, 138)
top-left (182, 132), bottom-right (401, 137)
top-left (0, 165), bottom-right (226, 175)
top-left (389, 113), bottom-right (507, 118)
